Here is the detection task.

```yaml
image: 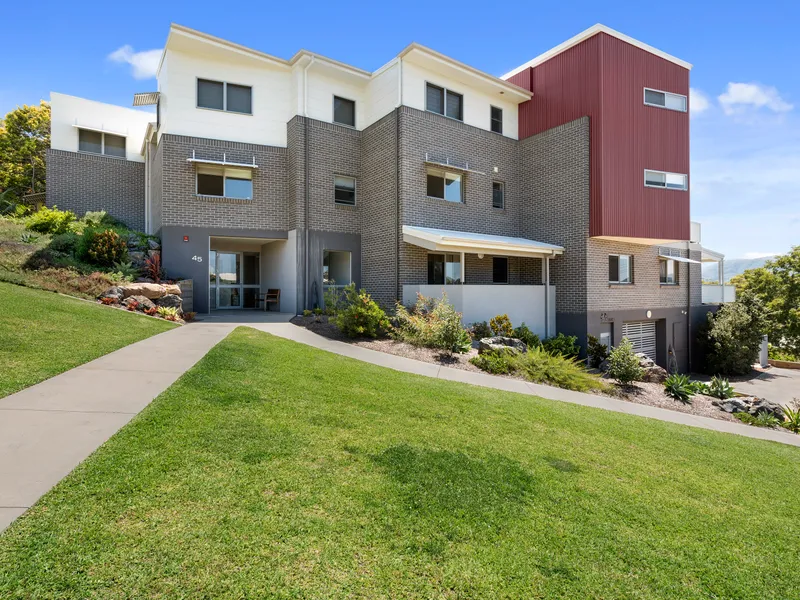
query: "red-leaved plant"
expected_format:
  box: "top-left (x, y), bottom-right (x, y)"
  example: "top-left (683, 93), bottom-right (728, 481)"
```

top-left (144, 307), bottom-right (158, 316)
top-left (100, 297), bottom-right (117, 305)
top-left (143, 254), bottom-right (163, 283)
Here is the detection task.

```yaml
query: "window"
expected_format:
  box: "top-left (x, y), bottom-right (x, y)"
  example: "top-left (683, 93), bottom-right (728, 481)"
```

top-left (427, 253), bottom-right (461, 284)
top-left (493, 257), bottom-right (508, 284)
top-left (426, 167), bottom-right (463, 203)
top-left (609, 254), bottom-right (633, 284)
top-left (660, 259), bottom-right (678, 284)
top-left (644, 169), bottom-right (688, 191)
top-left (490, 106), bottom-right (503, 134)
top-left (425, 83), bottom-right (463, 121)
top-left (334, 175), bottom-right (356, 205)
top-left (333, 96), bottom-right (356, 127)
top-left (78, 129), bottom-right (127, 158)
top-left (644, 88), bottom-right (687, 112)
top-left (492, 181), bottom-right (505, 209)
top-left (197, 78), bottom-right (252, 114)
top-left (196, 166), bottom-right (253, 199)
top-left (323, 250), bottom-right (352, 288)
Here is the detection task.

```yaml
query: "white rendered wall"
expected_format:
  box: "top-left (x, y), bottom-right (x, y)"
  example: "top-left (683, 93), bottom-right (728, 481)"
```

top-left (261, 231), bottom-right (298, 313)
top-left (305, 69), bottom-right (368, 129)
top-left (401, 61), bottom-right (519, 139)
top-left (365, 60), bottom-right (400, 128)
top-left (50, 92), bottom-right (153, 162)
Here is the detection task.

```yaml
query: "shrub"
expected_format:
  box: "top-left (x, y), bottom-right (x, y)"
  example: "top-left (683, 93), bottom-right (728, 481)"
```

top-left (430, 299), bottom-right (472, 354)
top-left (25, 206), bottom-right (76, 234)
top-left (664, 374), bottom-right (695, 403)
top-left (49, 232), bottom-right (80, 255)
top-left (302, 309), bottom-right (313, 317)
top-left (79, 228), bottom-right (128, 267)
top-left (470, 321), bottom-right (492, 340)
top-left (323, 286), bottom-right (346, 315)
top-left (470, 350), bottom-right (515, 374)
top-left (143, 253), bottom-right (163, 283)
top-left (157, 306), bottom-right (180, 321)
top-left (781, 401), bottom-right (800, 434)
top-left (144, 307), bottom-right (158, 316)
top-left (607, 338), bottom-right (644, 384)
top-left (769, 346), bottom-right (799, 362)
top-left (20, 231), bottom-right (39, 244)
top-left (489, 314), bottom-right (513, 337)
top-left (100, 297), bottom-right (117, 305)
top-left (513, 323), bottom-right (541, 349)
top-left (542, 333), bottom-right (580, 359)
top-left (687, 380), bottom-right (710, 395)
top-left (335, 283), bottom-right (391, 339)
top-left (126, 299), bottom-right (139, 312)
top-left (183, 311), bottom-right (197, 322)
top-left (313, 307), bottom-right (323, 316)
top-left (707, 376), bottom-right (735, 399)
top-left (513, 347), bottom-right (607, 393)
top-left (394, 293), bottom-right (470, 353)
top-left (734, 412), bottom-right (780, 428)
top-left (81, 210), bottom-right (109, 227)
top-left (699, 291), bottom-right (767, 375)
top-left (111, 260), bottom-right (140, 279)
top-left (587, 334), bottom-right (609, 368)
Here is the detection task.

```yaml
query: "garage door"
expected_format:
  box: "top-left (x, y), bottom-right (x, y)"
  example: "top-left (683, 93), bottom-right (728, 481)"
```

top-left (622, 321), bottom-right (657, 359)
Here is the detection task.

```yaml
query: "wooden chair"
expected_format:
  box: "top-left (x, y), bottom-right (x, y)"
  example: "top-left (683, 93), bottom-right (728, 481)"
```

top-left (264, 289), bottom-right (281, 312)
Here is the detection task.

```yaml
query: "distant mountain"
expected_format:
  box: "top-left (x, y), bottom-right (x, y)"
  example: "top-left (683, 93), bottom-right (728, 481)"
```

top-left (702, 257), bottom-right (774, 283)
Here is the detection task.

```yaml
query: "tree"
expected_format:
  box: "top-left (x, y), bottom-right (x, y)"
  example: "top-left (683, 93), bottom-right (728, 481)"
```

top-left (0, 101), bottom-right (50, 200)
top-left (698, 290), bottom-right (768, 375)
top-left (732, 246), bottom-right (800, 357)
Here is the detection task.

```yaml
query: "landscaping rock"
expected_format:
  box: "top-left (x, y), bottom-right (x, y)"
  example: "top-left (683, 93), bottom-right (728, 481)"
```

top-left (121, 282), bottom-right (167, 299)
top-left (164, 284), bottom-right (182, 296)
top-left (641, 365), bottom-right (668, 383)
top-left (122, 295), bottom-right (155, 311)
top-left (749, 398), bottom-right (785, 419)
top-left (128, 251), bottom-right (146, 266)
top-left (716, 398), bottom-right (748, 413)
top-left (147, 249), bottom-right (161, 260)
top-left (98, 286), bottom-right (124, 301)
top-left (478, 336), bottom-right (527, 355)
top-left (156, 294), bottom-right (182, 312)
top-left (147, 238), bottom-right (161, 251)
top-left (135, 277), bottom-right (155, 284)
top-left (126, 234), bottom-right (142, 249)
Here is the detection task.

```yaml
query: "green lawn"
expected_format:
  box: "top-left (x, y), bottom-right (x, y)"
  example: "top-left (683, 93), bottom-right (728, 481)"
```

top-left (0, 282), bottom-right (175, 397)
top-left (1, 328), bottom-right (798, 598)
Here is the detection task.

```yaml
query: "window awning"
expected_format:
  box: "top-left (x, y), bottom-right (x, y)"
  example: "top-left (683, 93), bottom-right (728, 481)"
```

top-left (403, 225), bottom-right (564, 258)
top-left (658, 253), bottom-right (702, 264)
top-left (133, 92), bottom-right (160, 106)
top-left (72, 123), bottom-right (128, 137)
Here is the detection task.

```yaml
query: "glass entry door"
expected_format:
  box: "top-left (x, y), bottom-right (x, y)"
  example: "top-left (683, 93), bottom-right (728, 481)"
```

top-left (209, 250), bottom-right (260, 310)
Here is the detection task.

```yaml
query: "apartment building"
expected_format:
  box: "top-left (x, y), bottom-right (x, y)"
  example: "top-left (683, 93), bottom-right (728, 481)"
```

top-left (46, 23), bottom-right (729, 371)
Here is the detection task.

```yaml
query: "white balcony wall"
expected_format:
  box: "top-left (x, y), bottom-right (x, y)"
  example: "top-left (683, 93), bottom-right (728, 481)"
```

top-left (50, 92), bottom-right (153, 163)
top-left (403, 285), bottom-right (556, 339)
top-left (401, 61), bottom-right (519, 139)
top-left (159, 49), bottom-right (292, 147)
top-left (702, 284), bottom-right (737, 304)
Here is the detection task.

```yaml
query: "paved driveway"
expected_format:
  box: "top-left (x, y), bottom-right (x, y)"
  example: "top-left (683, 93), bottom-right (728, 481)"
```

top-left (731, 367), bottom-right (800, 404)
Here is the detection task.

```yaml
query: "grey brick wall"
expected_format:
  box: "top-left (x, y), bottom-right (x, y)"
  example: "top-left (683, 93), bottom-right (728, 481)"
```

top-left (587, 239), bottom-right (696, 311)
top-left (360, 111), bottom-right (398, 306)
top-left (148, 140), bottom-right (163, 236)
top-left (46, 149), bottom-right (145, 230)
top-left (160, 134), bottom-right (288, 230)
top-left (519, 117), bottom-right (591, 317)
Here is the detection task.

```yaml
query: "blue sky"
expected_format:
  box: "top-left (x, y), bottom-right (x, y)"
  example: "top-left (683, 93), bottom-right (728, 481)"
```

top-left (2, 0), bottom-right (797, 259)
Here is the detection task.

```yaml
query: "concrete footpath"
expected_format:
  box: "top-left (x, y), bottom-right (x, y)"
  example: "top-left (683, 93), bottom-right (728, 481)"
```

top-left (0, 323), bottom-right (234, 532)
top-left (2, 320), bottom-right (798, 532)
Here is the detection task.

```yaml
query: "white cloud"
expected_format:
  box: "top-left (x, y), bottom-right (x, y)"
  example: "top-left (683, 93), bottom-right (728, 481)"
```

top-left (689, 88), bottom-right (710, 118)
top-left (107, 45), bottom-right (162, 80)
top-left (718, 82), bottom-right (793, 116)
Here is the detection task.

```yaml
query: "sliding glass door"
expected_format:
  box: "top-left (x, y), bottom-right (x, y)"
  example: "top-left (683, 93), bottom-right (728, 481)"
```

top-left (209, 250), bottom-right (260, 310)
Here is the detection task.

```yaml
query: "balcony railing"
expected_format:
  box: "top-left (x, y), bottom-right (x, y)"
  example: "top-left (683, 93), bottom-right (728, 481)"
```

top-left (702, 284), bottom-right (736, 304)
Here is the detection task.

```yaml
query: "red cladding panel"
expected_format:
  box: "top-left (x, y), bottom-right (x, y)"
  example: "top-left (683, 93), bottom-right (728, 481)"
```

top-left (513, 32), bottom-right (690, 240)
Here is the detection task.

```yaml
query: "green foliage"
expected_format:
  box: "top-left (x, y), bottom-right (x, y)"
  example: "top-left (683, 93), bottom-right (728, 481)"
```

top-left (734, 412), bottom-right (781, 428)
top-left (334, 283), bottom-right (391, 339)
top-left (607, 338), bottom-right (645, 384)
top-left (143, 253), bottom-right (163, 283)
top-left (732, 246), bottom-right (800, 358)
top-left (48, 232), bottom-right (80, 255)
top-left (323, 286), bottom-right (346, 315)
top-left (470, 321), bottom-right (492, 340)
top-left (469, 350), bottom-right (515, 374)
top-left (707, 376), bottom-right (735, 400)
top-left (664, 374), bottom-right (695, 404)
top-left (587, 334), bottom-right (609, 368)
top-left (768, 345), bottom-right (799, 362)
top-left (0, 189), bottom-right (32, 217)
top-left (513, 323), bottom-right (541, 349)
top-left (699, 291), bottom-right (767, 375)
top-left (82, 210), bottom-right (110, 227)
top-left (157, 306), bottom-right (180, 321)
top-left (394, 293), bottom-right (470, 353)
top-left (781, 401), bottom-right (800, 434)
top-left (19, 231), bottom-right (39, 244)
top-left (0, 101), bottom-right (50, 199)
top-left (489, 314), bottom-right (513, 337)
top-left (25, 206), bottom-right (76, 234)
top-left (542, 332), bottom-right (580, 359)
top-left (686, 380), bottom-right (710, 395)
top-left (512, 346), bottom-right (608, 393)
top-left (79, 228), bottom-right (128, 267)
top-left (110, 260), bottom-right (139, 280)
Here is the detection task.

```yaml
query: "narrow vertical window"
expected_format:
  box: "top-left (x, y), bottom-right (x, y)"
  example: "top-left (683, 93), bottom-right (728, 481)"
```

top-left (493, 257), bottom-right (508, 284)
top-left (490, 106), bottom-right (503, 134)
top-left (492, 181), bottom-right (505, 209)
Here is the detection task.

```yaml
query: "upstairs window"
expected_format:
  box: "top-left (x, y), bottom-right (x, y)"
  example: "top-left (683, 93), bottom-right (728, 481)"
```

top-left (609, 254), bottom-right (633, 284)
top-left (644, 88), bottom-right (687, 112)
top-left (492, 181), bottom-right (505, 209)
top-left (660, 259), bottom-right (678, 284)
top-left (425, 83), bottom-right (463, 121)
top-left (490, 106), bottom-right (503, 134)
top-left (334, 175), bottom-right (356, 205)
top-left (426, 167), bottom-right (463, 203)
top-left (493, 257), bottom-right (508, 284)
top-left (645, 169), bottom-right (688, 191)
top-left (333, 96), bottom-right (356, 127)
top-left (78, 129), bottom-right (126, 158)
top-left (197, 79), bottom-right (252, 114)
top-left (196, 166), bottom-right (253, 199)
